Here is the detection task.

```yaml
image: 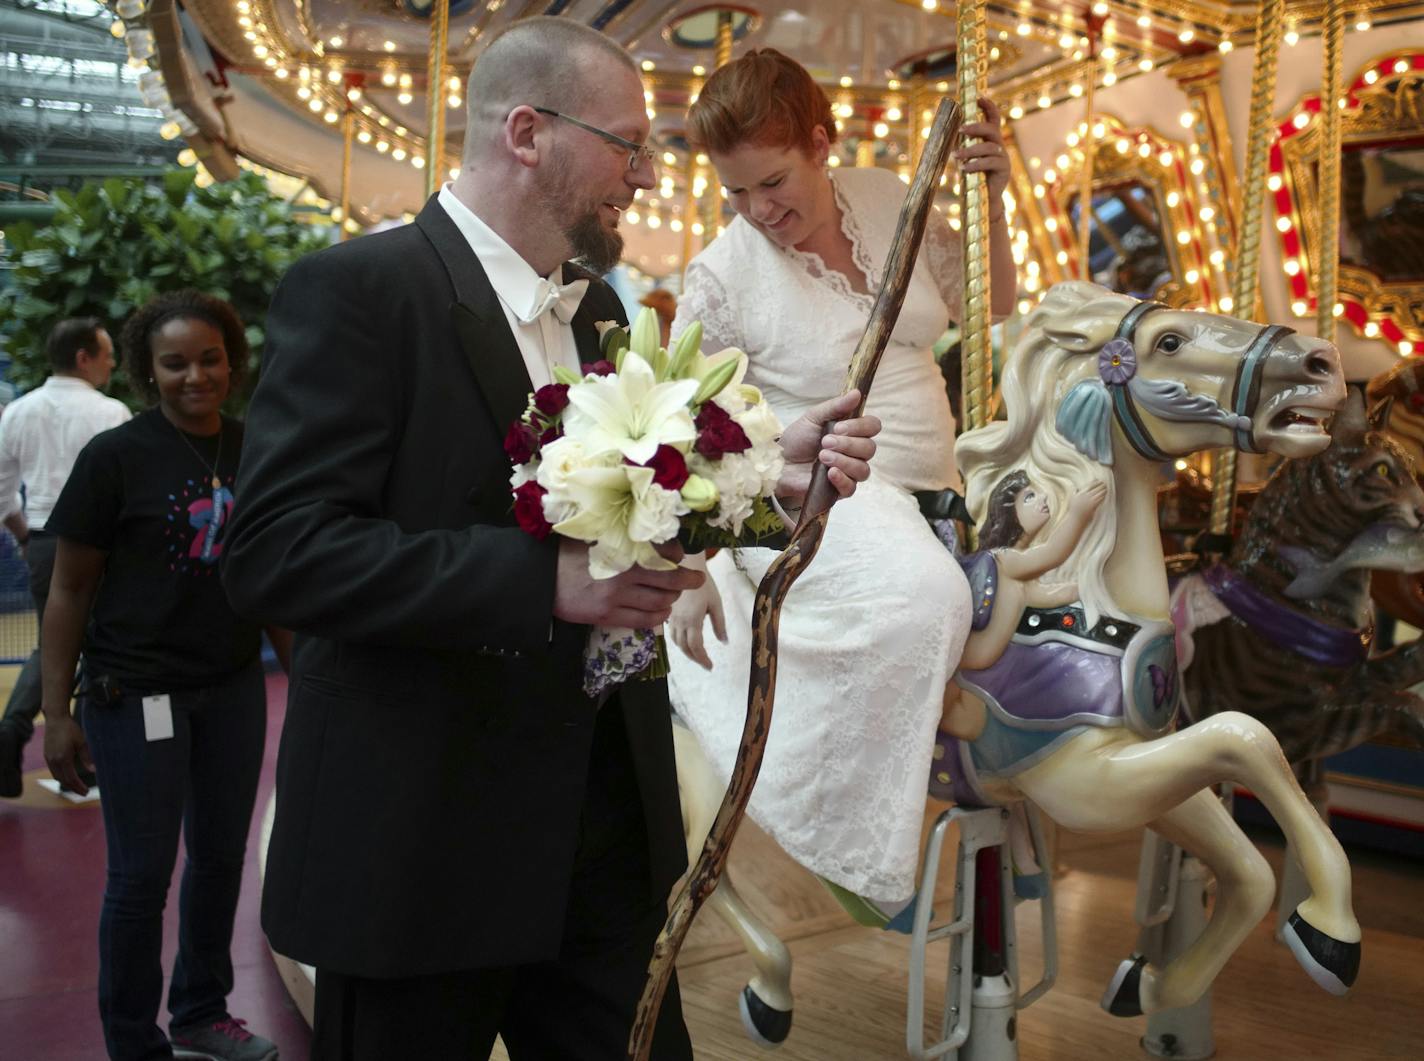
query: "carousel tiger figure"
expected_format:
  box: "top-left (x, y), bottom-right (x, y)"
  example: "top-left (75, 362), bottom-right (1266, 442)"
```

top-left (1176, 384), bottom-right (1424, 767)
top-left (1366, 357), bottom-right (1424, 630)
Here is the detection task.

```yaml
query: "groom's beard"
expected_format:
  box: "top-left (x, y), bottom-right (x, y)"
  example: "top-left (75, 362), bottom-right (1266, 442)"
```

top-left (541, 149), bottom-right (624, 274)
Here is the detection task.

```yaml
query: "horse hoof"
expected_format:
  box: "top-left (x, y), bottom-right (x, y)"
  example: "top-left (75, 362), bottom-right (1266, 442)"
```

top-left (739, 984), bottom-right (792, 1048)
top-left (1101, 954), bottom-right (1147, 1017)
top-left (1283, 910), bottom-right (1360, 995)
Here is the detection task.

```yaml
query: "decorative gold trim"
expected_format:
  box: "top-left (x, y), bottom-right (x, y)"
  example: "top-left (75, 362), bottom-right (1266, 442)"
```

top-left (1276, 49), bottom-right (1424, 348)
top-left (1325, 771), bottom-right (1424, 801)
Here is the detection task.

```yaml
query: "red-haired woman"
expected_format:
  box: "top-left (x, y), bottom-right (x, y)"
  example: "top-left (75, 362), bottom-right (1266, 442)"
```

top-left (667, 49), bottom-right (1017, 928)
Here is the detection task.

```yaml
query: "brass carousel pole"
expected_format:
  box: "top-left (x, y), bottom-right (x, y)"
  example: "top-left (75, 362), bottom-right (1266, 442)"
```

top-left (957, 0), bottom-right (992, 437)
top-left (1316, 0), bottom-right (1345, 345)
top-left (697, 10), bottom-right (735, 245)
top-left (1077, 60), bottom-right (1097, 279)
top-left (424, 0), bottom-right (451, 199)
top-left (1207, 0), bottom-right (1285, 541)
top-left (339, 105), bottom-right (354, 242)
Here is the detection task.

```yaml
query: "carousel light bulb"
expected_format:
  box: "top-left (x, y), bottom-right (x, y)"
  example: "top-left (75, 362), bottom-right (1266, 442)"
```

top-left (1017, 21), bottom-right (1032, 36)
top-left (357, 129), bottom-right (372, 143)
top-left (1176, 229), bottom-right (1191, 244)
top-left (324, 110), bottom-right (338, 123)
top-left (1092, 1), bottom-right (1108, 14)
top-left (1179, 29), bottom-right (1195, 43)
top-left (1093, 122), bottom-right (1106, 138)
top-left (176, 147), bottom-right (197, 167)
top-left (412, 155), bottom-right (425, 169)
top-left (398, 91), bottom-right (413, 105)
top-left (1276, 216), bottom-right (1293, 232)
top-left (383, 40), bottom-right (396, 52)
top-left (1019, 298), bottom-right (1033, 314)
top-left (296, 85), bottom-right (311, 99)
top-left (238, 16), bottom-right (253, 29)
top-left (1293, 111), bottom-right (1310, 129)
top-left (1364, 69), bottom-right (1380, 85)
top-left (1180, 111), bottom-right (1195, 128)
top-left (922, 0), bottom-right (937, 10)
top-left (1399, 340), bottom-right (1414, 355)
top-left (646, 108), bottom-right (656, 120)
top-left (274, 67), bottom-right (289, 79)
top-left (647, 213), bottom-right (662, 229)
top-left (872, 122), bottom-right (889, 138)
top-left (1116, 138), bottom-right (1130, 153)
top-left (1218, 295), bottom-right (1234, 311)
top-left (328, 35), bottom-right (343, 48)
top-left (670, 217), bottom-right (683, 232)
top-left (1159, 150), bottom-right (1173, 166)
top-left (886, 105), bottom-right (902, 121)
top-left (381, 69), bottom-right (397, 87)
top-left (1364, 321), bottom-right (1381, 337)
top-left (1166, 191), bottom-right (1181, 207)
top-left (1009, 104), bottom-right (1024, 119)
top-left (327, 69), bottom-right (341, 84)
top-left (1333, 303), bottom-right (1345, 317)
top-left (640, 60), bottom-right (654, 71)
top-left (1044, 216), bottom-right (1058, 232)
top-left (1056, 250), bottom-right (1069, 265)
top-left (448, 94), bottom-right (462, 108)
top-left (1102, 72), bottom-right (1117, 87)
top-left (1137, 15), bottom-right (1150, 28)
top-left (991, 47), bottom-right (1001, 61)
top-left (625, 209), bottom-right (640, 224)
top-left (1291, 301), bottom-right (1308, 316)
top-left (244, 31), bottom-right (257, 42)
top-left (1059, 33), bottom-right (1075, 49)
top-left (949, 217), bottom-right (961, 230)
top-left (376, 140), bottom-right (389, 153)
top-left (1025, 275), bottom-right (1040, 292)
top-left (1102, 45), bottom-right (1118, 61)
top-left (1219, 38), bottom-right (1233, 52)
top-left (308, 98), bottom-right (322, 112)
top-left (1066, 132), bottom-right (1079, 147)
top-left (252, 42), bottom-right (269, 57)
top-left (1138, 142), bottom-right (1152, 158)
top-left (692, 64), bottom-right (705, 76)
top-left (1284, 259), bottom-right (1301, 275)
top-left (1185, 269), bottom-right (1200, 283)
top-left (1285, 29), bottom-right (1299, 46)
top-left (829, 155), bottom-right (841, 167)
top-left (837, 102), bottom-right (854, 118)
top-left (1033, 184), bottom-right (1046, 198)
top-left (937, 81), bottom-right (950, 93)
top-left (1396, 59), bottom-right (1411, 74)
top-left (1056, 153), bottom-right (1070, 169)
top-left (691, 221), bottom-right (704, 235)
top-left (661, 151), bottom-right (676, 165)
top-left (1200, 206), bottom-right (1215, 222)
top-left (1043, 168), bottom-right (1057, 182)
top-left (1210, 249), bottom-right (1225, 265)
top-left (1139, 59), bottom-right (1154, 72)
top-left (1038, 94), bottom-right (1052, 109)
top-left (888, 79), bottom-right (900, 90)
top-left (1268, 174), bottom-right (1284, 192)
top-left (1069, 83), bottom-right (1084, 97)
top-left (347, 87), bottom-right (362, 102)
top-left (392, 147), bottom-right (406, 161)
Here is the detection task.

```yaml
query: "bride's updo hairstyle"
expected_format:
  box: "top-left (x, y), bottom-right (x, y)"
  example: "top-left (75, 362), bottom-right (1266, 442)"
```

top-left (687, 48), bottom-right (837, 156)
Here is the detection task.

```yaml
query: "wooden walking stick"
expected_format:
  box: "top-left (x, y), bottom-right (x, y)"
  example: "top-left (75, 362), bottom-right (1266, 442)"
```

top-left (627, 96), bottom-right (965, 1060)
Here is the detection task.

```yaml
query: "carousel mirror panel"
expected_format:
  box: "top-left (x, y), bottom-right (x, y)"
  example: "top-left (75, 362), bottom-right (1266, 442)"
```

top-left (1273, 49), bottom-right (1424, 355)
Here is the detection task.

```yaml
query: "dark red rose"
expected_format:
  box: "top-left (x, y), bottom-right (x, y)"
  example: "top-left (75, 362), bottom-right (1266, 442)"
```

top-left (694, 401), bottom-right (752, 460)
top-left (582, 359), bottom-right (616, 377)
top-left (512, 480), bottom-right (553, 540)
top-left (534, 383), bottom-right (570, 416)
top-left (643, 444), bottom-right (689, 490)
top-left (503, 420), bottom-right (539, 464)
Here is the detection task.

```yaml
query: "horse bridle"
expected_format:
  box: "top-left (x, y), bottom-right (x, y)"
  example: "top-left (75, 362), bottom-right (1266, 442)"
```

top-left (1106, 301), bottom-right (1296, 462)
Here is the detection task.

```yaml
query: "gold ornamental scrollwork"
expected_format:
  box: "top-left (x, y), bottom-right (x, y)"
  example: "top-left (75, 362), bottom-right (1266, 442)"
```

top-left (1274, 50), bottom-right (1424, 352)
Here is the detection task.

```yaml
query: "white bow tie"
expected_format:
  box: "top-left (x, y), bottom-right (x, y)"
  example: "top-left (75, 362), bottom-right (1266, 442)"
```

top-left (521, 277), bottom-right (589, 325)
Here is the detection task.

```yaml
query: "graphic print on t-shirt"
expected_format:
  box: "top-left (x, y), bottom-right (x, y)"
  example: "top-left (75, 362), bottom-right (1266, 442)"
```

top-left (164, 473), bottom-right (236, 574)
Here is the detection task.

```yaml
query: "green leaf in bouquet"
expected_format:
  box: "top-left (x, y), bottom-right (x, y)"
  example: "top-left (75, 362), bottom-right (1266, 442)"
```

top-left (600, 324), bottom-right (630, 361)
top-left (552, 364), bottom-right (582, 386)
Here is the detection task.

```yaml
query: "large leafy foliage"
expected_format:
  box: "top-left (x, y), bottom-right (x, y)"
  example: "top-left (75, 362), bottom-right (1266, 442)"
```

top-left (0, 169), bottom-right (330, 402)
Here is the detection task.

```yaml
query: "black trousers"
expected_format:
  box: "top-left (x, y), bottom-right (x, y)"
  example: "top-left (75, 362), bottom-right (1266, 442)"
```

top-left (310, 697), bottom-right (694, 1061)
top-left (0, 530), bottom-right (57, 744)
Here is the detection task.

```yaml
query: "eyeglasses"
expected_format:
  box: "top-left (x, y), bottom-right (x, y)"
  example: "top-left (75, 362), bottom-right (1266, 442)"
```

top-left (533, 106), bottom-right (657, 171)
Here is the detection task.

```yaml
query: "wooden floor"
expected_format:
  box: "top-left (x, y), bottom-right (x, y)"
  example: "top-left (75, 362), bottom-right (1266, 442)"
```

top-left (496, 810), bottom-right (1424, 1060)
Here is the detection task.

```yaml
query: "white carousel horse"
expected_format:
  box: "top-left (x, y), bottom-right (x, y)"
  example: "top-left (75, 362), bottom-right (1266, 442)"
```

top-left (674, 280), bottom-right (1358, 1045)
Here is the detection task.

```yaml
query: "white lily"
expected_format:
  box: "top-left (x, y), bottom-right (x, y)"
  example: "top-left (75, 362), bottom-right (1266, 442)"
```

top-left (552, 464), bottom-right (683, 578)
top-left (563, 350), bottom-right (698, 464)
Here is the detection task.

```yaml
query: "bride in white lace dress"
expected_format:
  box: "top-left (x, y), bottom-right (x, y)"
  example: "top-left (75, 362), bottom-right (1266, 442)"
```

top-left (667, 50), bottom-right (1017, 912)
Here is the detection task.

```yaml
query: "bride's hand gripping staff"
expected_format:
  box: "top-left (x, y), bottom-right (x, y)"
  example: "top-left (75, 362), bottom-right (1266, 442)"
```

top-left (628, 96), bottom-right (967, 1061)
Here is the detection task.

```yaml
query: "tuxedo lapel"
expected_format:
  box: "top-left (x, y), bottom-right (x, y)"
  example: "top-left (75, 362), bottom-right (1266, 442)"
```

top-left (415, 197), bottom-right (534, 436)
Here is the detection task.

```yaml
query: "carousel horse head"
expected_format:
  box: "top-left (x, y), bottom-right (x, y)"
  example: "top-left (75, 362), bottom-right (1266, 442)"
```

top-left (1011, 281), bottom-right (1344, 468)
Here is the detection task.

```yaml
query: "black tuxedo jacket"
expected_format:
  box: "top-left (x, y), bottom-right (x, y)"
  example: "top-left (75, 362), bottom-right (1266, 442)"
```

top-left (224, 197), bottom-right (687, 977)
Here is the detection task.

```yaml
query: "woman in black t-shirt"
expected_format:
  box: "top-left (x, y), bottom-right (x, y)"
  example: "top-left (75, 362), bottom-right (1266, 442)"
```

top-left (42, 290), bottom-right (290, 1061)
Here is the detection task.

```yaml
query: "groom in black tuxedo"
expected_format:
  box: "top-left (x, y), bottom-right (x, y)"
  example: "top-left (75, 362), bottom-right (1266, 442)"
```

top-left (224, 16), bottom-right (879, 1061)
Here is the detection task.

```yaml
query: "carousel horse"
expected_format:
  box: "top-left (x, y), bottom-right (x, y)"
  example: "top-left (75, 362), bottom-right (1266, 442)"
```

top-left (674, 280), bottom-right (1357, 1043)
top-left (1177, 386), bottom-right (1424, 768)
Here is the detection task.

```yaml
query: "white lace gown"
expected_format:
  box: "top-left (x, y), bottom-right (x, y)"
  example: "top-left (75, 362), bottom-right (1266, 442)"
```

top-left (668, 166), bottom-right (972, 903)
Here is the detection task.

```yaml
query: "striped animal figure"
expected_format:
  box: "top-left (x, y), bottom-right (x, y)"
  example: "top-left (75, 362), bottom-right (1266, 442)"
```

top-left (1366, 357), bottom-right (1424, 629)
top-left (1179, 386), bottom-right (1424, 766)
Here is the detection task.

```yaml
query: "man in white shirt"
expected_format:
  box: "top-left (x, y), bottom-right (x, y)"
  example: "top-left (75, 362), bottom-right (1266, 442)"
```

top-left (0, 317), bottom-right (130, 797)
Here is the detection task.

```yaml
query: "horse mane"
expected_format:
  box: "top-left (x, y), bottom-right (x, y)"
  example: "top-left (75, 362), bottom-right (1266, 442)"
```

top-left (956, 281), bottom-right (1134, 625)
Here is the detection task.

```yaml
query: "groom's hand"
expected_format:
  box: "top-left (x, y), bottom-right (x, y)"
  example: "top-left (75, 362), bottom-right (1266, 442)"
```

top-left (553, 540), bottom-right (705, 629)
top-left (776, 389), bottom-right (881, 502)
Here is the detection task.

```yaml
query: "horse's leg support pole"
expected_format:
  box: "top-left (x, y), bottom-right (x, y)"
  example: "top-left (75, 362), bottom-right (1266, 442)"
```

top-left (1136, 834), bottom-right (1217, 1061)
top-left (961, 844), bottom-right (1019, 1061)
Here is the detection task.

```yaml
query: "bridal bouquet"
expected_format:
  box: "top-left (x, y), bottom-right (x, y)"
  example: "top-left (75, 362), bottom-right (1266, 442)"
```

top-left (506, 306), bottom-right (786, 695)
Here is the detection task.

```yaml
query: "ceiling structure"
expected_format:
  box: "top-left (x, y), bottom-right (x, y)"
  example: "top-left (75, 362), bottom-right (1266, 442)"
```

top-left (102, 0), bottom-right (1424, 277)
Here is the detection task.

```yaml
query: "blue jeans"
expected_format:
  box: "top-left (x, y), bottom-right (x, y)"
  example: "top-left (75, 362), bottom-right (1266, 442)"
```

top-left (82, 663), bottom-right (266, 1061)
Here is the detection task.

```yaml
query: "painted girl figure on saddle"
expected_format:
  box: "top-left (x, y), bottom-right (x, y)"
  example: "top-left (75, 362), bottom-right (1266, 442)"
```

top-left (932, 473), bottom-right (1107, 802)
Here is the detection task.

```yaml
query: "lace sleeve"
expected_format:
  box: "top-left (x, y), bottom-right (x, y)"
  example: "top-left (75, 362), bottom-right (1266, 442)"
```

top-left (673, 260), bottom-right (743, 352)
top-left (922, 203), bottom-right (965, 324)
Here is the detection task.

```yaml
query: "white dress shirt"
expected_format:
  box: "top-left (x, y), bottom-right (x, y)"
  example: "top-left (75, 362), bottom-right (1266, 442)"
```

top-left (437, 184), bottom-right (585, 390)
top-left (0, 375), bottom-right (132, 528)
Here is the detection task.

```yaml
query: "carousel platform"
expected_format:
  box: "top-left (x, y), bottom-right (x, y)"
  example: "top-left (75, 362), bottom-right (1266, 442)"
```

top-left (3, 670), bottom-right (1422, 1059)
